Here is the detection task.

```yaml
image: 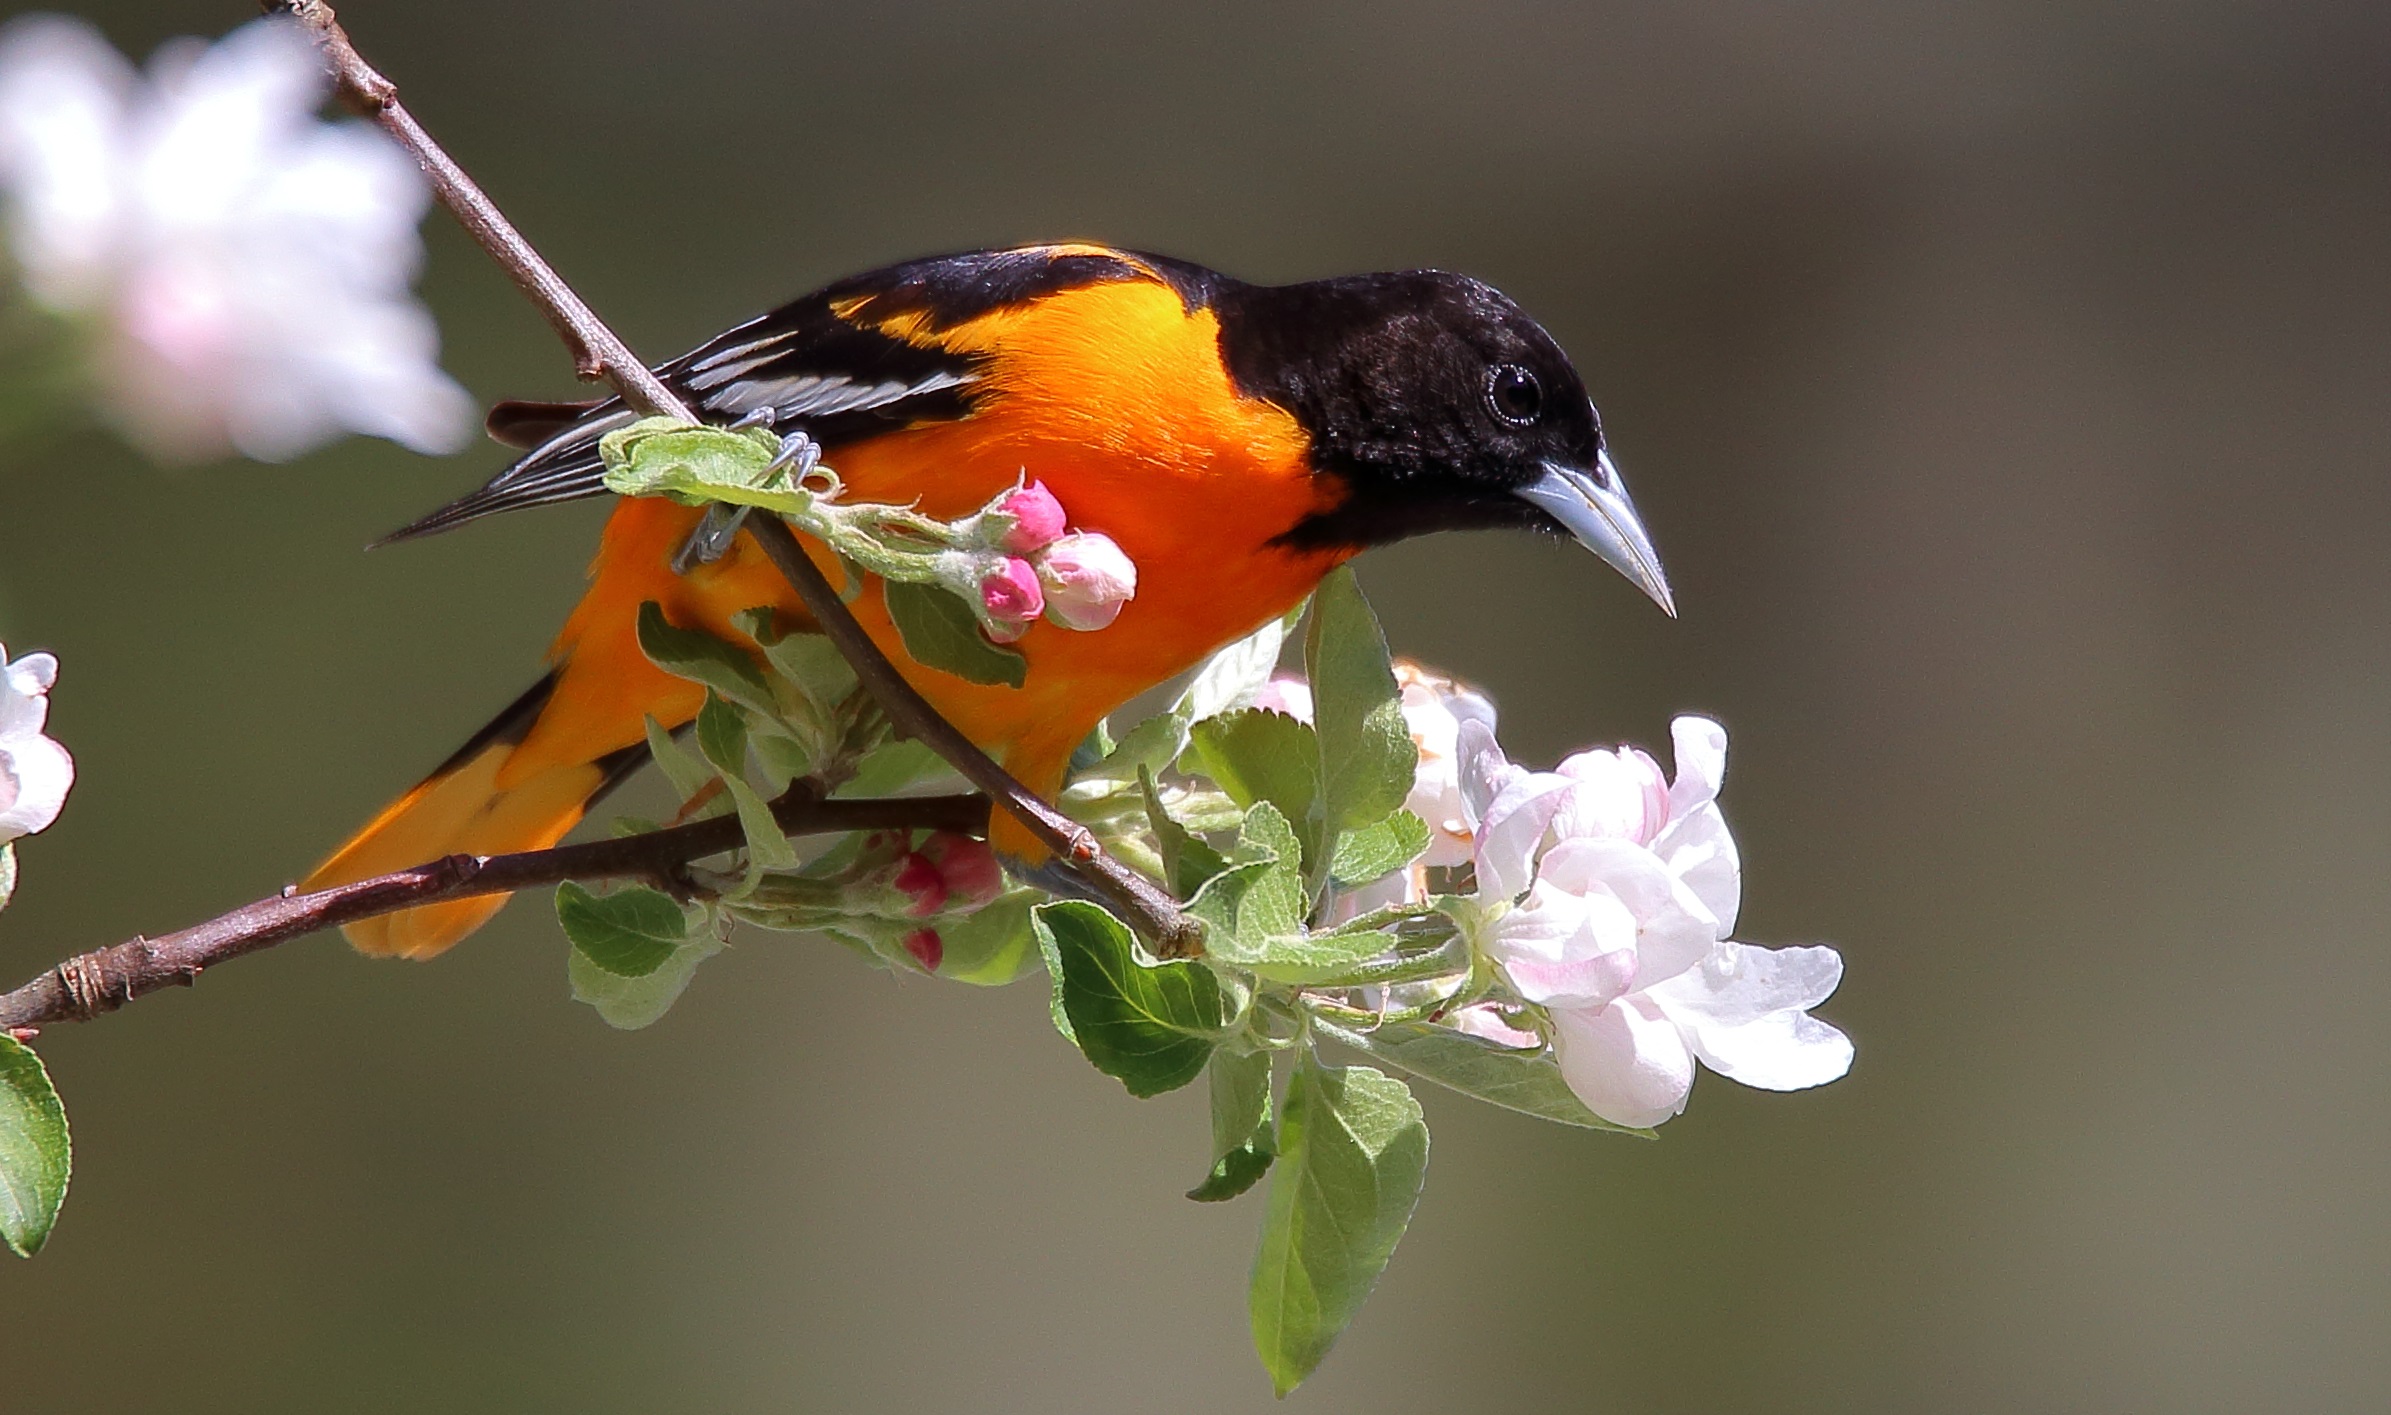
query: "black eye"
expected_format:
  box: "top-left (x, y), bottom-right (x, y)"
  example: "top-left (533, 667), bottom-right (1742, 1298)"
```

top-left (1487, 364), bottom-right (1542, 425)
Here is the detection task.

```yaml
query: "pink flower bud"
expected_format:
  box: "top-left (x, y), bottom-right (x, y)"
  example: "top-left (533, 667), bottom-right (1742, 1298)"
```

top-left (1036, 532), bottom-right (1137, 631)
top-left (995, 480), bottom-right (1068, 554)
top-left (892, 851), bottom-right (949, 917)
top-left (903, 927), bottom-right (944, 972)
top-left (979, 556), bottom-right (1045, 641)
top-left (921, 832), bottom-right (1004, 911)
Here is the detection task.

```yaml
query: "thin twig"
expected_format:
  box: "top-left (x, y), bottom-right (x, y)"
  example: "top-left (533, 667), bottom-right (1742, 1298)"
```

top-left (268, 0), bottom-right (693, 417)
top-left (270, 1), bottom-right (1199, 957)
top-left (0, 789), bottom-right (986, 1033)
top-left (744, 518), bottom-right (1202, 956)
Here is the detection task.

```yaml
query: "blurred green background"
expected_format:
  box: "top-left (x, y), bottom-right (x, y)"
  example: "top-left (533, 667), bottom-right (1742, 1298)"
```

top-left (4, 1), bottom-right (2388, 1409)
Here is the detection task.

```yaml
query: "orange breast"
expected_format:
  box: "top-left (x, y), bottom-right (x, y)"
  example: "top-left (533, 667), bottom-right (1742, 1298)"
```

top-left (520, 276), bottom-right (1352, 848)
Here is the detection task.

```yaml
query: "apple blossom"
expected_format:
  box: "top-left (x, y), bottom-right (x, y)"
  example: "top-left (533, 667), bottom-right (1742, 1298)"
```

top-left (978, 556), bottom-right (1044, 641)
top-left (0, 643), bottom-right (72, 843)
top-left (0, 14), bottom-right (472, 462)
top-left (1462, 716), bottom-right (1851, 1128)
top-left (1036, 531), bottom-right (1137, 631)
top-left (992, 479), bottom-right (1067, 554)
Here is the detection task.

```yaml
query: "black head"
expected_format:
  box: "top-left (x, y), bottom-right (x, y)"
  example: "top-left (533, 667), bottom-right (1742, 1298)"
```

top-left (1210, 269), bottom-right (1673, 615)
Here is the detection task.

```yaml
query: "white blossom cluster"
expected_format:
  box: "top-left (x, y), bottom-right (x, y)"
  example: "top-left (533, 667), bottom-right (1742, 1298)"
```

top-left (0, 14), bottom-right (471, 462)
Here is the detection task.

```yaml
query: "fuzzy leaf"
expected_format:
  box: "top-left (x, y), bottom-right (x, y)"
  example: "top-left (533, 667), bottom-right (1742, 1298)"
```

top-left (1140, 767), bottom-right (1231, 898)
top-left (555, 882), bottom-right (691, 979)
top-left (643, 715), bottom-right (713, 804)
top-left (1330, 811), bottom-right (1431, 886)
top-left (1314, 1019), bottom-right (1655, 1135)
top-left (1179, 612), bottom-right (1291, 722)
top-left (635, 602), bottom-right (777, 717)
top-left (1249, 1056), bottom-right (1428, 1395)
top-left (1305, 568), bottom-right (1415, 834)
top-left (0, 1035), bottom-right (70, 1257)
top-left (694, 692), bottom-right (747, 775)
top-left (735, 607), bottom-right (859, 714)
top-left (570, 933), bottom-right (727, 1030)
top-left (599, 418), bottom-right (806, 512)
top-left (839, 739), bottom-right (957, 799)
top-left (1189, 1046), bottom-right (1275, 1202)
top-left (1035, 900), bottom-right (1222, 1097)
top-left (882, 579), bottom-right (1028, 688)
top-left (934, 891), bottom-right (1044, 986)
top-left (1188, 708), bottom-right (1321, 866)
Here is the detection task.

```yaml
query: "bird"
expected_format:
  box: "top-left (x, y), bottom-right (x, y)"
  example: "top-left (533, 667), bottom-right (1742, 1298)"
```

top-left (305, 242), bottom-right (1673, 958)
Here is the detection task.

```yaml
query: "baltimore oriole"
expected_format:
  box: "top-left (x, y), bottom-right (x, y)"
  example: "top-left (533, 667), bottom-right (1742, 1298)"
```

top-left (306, 243), bottom-right (1673, 958)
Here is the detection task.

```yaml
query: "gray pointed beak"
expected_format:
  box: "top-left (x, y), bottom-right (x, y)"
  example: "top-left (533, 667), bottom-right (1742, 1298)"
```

top-left (1515, 451), bottom-right (1676, 617)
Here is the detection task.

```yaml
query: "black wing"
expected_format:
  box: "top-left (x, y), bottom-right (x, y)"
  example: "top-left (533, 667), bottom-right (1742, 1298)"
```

top-left (377, 246), bottom-right (1180, 545)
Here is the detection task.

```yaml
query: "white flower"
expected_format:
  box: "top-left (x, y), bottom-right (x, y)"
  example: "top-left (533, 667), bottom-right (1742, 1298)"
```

top-left (0, 643), bottom-right (72, 842)
top-left (0, 14), bottom-right (472, 462)
top-left (1394, 662), bottom-right (1497, 869)
top-left (1036, 531), bottom-right (1138, 631)
top-left (1462, 716), bottom-right (1851, 1128)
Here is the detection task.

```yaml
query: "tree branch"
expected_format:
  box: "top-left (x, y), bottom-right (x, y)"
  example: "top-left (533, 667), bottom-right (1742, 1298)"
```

top-left (743, 518), bottom-right (1201, 956)
top-left (0, 788), bottom-right (986, 1033)
top-left (271, 0), bottom-right (690, 413)
top-left (270, 1), bottom-right (1200, 957)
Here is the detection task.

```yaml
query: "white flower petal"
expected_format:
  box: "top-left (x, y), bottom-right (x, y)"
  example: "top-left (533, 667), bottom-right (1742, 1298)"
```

top-left (1455, 718), bottom-right (1515, 829)
top-left (1531, 836), bottom-right (1718, 983)
top-left (0, 731), bottom-right (73, 840)
top-left (1653, 800), bottom-right (1742, 935)
top-left (1680, 1008), bottom-right (1854, 1091)
top-left (1552, 745), bottom-right (1671, 844)
top-left (1504, 948), bottom-right (1639, 1008)
top-left (1552, 997), bottom-right (1694, 1128)
top-left (1650, 941), bottom-right (1845, 1025)
top-left (1448, 1003), bottom-right (1541, 1050)
top-left (0, 14), bottom-right (132, 308)
top-left (1665, 715), bottom-right (1728, 819)
top-left (1473, 768), bottom-right (1574, 901)
top-left (0, 649), bottom-right (55, 740)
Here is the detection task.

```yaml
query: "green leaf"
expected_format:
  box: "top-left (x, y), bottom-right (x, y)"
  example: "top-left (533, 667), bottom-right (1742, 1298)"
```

top-left (1179, 612), bottom-right (1293, 722)
top-left (643, 715), bottom-right (713, 804)
top-left (882, 579), bottom-right (1027, 688)
top-left (694, 692), bottom-right (747, 775)
top-left (1188, 708), bottom-right (1321, 865)
top-left (1036, 910), bottom-right (1077, 1044)
top-left (1069, 708), bottom-right (1189, 791)
top-left (934, 890), bottom-right (1043, 986)
top-left (1330, 811), bottom-right (1431, 886)
top-left (635, 601), bottom-right (777, 717)
top-left (1189, 1046), bottom-right (1275, 1202)
top-left (1034, 900), bottom-right (1222, 1098)
top-left (838, 738), bottom-right (955, 799)
top-left (0, 1035), bottom-right (70, 1257)
top-left (570, 932), bottom-right (727, 1030)
top-left (1249, 1055), bottom-right (1429, 1395)
top-left (1305, 567), bottom-right (1415, 834)
top-left (1187, 805), bottom-right (1391, 984)
top-left (0, 843), bottom-right (15, 913)
top-left (554, 882), bottom-right (692, 978)
top-left (721, 774), bottom-right (799, 873)
top-left (1313, 1019), bottom-right (1655, 1136)
top-left (735, 607), bottom-right (859, 714)
top-left (599, 417), bottom-right (805, 512)
top-left (1140, 767), bottom-right (1231, 899)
